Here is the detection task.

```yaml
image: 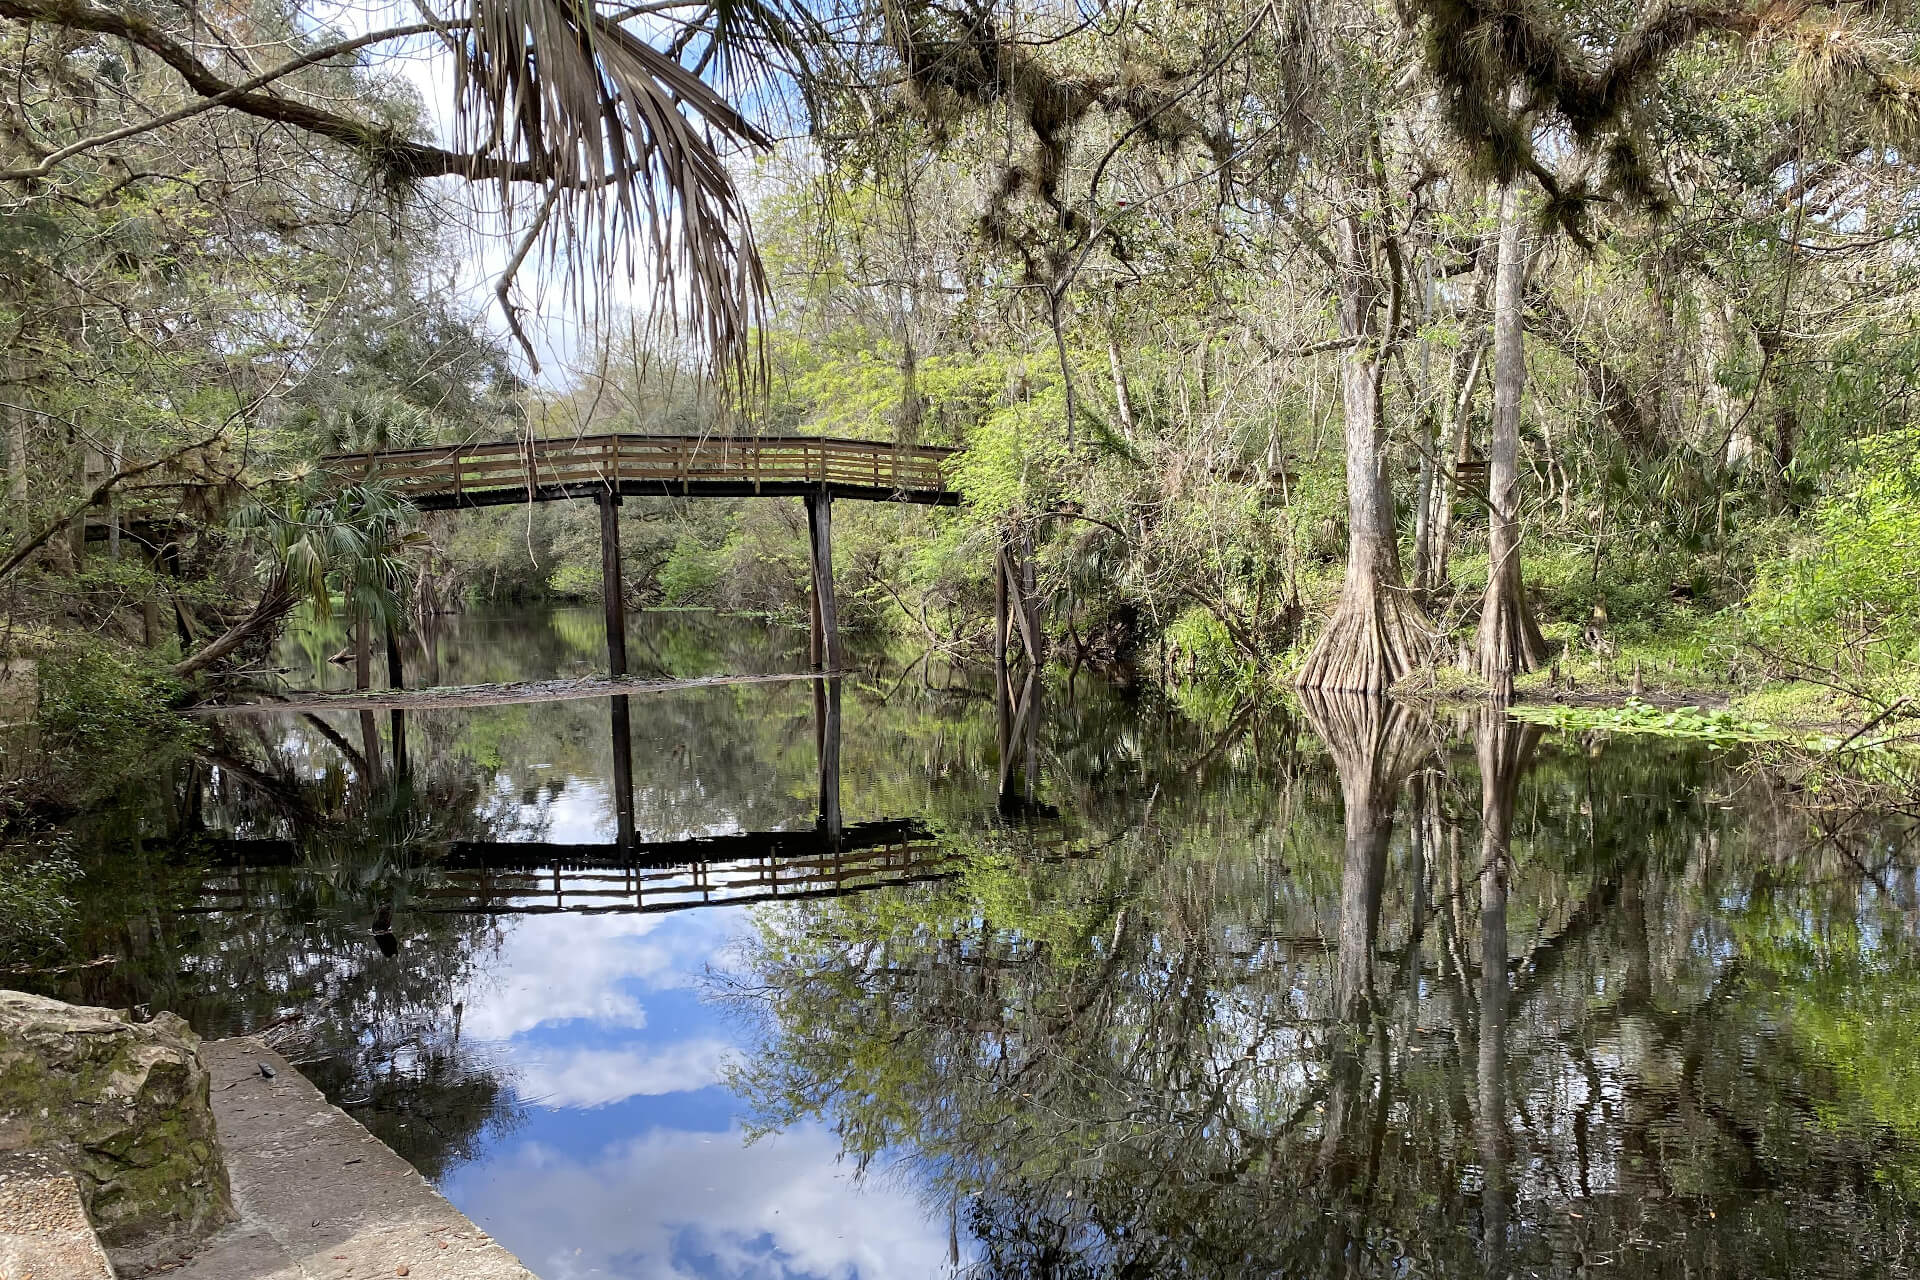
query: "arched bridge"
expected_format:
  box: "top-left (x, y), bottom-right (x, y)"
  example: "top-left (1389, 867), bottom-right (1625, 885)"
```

top-left (319, 432), bottom-right (1033, 683)
top-left (323, 434), bottom-right (960, 510)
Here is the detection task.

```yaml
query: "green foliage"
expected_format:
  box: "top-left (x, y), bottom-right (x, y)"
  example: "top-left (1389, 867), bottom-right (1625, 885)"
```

top-left (6, 639), bottom-right (198, 822)
top-left (951, 393), bottom-right (1072, 519)
top-left (36, 640), bottom-right (192, 752)
top-left (1747, 430), bottom-right (1920, 673)
top-left (547, 563), bottom-right (603, 599)
top-left (659, 533), bottom-right (725, 604)
top-left (1165, 606), bottom-right (1249, 686)
top-left (0, 836), bottom-right (80, 965)
top-left (234, 478), bottom-right (421, 629)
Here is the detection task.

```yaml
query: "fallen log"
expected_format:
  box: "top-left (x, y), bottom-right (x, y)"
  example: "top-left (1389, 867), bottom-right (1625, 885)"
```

top-left (192, 669), bottom-right (836, 715)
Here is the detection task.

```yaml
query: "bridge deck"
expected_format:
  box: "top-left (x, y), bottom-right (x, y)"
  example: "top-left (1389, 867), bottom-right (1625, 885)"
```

top-left (322, 434), bottom-right (960, 509)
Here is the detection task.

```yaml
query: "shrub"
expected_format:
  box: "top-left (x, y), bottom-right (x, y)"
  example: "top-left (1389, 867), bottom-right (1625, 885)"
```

top-left (1746, 429), bottom-right (1920, 675)
top-left (0, 837), bottom-right (80, 965)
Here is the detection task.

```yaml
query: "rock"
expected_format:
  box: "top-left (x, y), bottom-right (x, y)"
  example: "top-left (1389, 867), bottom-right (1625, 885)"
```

top-left (0, 990), bottom-right (233, 1267)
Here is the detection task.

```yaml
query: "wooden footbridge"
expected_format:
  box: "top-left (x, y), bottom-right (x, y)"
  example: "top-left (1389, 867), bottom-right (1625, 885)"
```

top-left (322, 434), bottom-right (975, 677)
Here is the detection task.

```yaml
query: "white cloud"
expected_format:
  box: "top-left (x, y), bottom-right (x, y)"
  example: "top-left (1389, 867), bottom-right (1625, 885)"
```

top-left (516, 1039), bottom-right (734, 1109)
top-left (458, 910), bottom-right (742, 1041)
top-left (457, 1124), bottom-right (957, 1280)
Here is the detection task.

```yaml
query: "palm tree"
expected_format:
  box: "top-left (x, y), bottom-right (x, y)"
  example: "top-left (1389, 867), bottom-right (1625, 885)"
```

top-left (174, 479), bottom-right (418, 678)
top-left (445, 0), bottom-right (816, 383)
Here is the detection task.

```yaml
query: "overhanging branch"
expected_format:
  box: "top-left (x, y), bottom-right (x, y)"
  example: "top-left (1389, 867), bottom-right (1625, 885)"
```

top-left (0, 0), bottom-right (553, 186)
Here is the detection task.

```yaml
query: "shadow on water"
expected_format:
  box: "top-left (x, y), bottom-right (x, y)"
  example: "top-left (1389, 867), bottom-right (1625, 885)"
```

top-left (14, 608), bottom-right (1920, 1277)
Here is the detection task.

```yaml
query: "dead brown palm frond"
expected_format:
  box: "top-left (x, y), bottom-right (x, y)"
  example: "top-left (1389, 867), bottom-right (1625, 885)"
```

top-left (448, 0), bottom-right (795, 393)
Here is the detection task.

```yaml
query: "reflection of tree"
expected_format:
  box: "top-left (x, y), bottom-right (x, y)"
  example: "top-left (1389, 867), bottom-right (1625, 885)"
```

top-left (1298, 692), bottom-right (1430, 1193)
top-left (35, 607), bottom-right (1920, 1261)
top-left (1470, 711), bottom-right (1538, 1277)
top-left (730, 713), bottom-right (1920, 1278)
top-left (36, 723), bottom-right (525, 1182)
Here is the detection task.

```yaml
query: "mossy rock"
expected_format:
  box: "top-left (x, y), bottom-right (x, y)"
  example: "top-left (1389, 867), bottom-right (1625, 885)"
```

top-left (0, 990), bottom-right (233, 1264)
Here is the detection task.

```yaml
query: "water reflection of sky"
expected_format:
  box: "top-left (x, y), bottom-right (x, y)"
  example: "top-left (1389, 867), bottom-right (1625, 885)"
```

top-left (440, 907), bottom-right (957, 1279)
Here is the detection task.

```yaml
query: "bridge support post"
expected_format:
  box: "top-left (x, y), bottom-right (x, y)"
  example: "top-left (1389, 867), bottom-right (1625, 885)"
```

top-left (598, 490), bottom-right (627, 678)
top-left (994, 541), bottom-right (1009, 676)
top-left (806, 491), bottom-right (840, 671)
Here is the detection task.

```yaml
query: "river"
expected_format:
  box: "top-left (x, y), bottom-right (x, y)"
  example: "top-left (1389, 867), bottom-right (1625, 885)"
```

top-left (23, 606), bottom-right (1920, 1278)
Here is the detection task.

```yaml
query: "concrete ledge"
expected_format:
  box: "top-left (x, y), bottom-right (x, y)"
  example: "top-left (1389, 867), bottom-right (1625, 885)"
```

top-left (0, 1151), bottom-right (117, 1279)
top-left (164, 1039), bottom-right (536, 1280)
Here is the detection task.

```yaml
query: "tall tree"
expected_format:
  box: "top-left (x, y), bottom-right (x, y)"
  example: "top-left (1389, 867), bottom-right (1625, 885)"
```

top-left (1472, 175), bottom-right (1548, 689)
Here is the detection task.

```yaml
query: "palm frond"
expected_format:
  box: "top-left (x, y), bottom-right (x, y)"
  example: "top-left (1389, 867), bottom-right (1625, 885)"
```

top-left (450, 0), bottom-right (803, 392)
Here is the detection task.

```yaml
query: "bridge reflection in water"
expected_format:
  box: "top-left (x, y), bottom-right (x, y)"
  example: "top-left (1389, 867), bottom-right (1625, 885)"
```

top-left (200, 667), bottom-right (1052, 919)
top-left (192, 818), bottom-right (955, 918)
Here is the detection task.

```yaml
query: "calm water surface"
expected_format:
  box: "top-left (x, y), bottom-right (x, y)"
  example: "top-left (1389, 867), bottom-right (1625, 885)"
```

top-left (31, 608), bottom-right (1920, 1278)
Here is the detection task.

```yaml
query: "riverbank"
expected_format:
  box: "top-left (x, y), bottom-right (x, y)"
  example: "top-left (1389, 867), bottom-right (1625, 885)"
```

top-left (165, 1039), bottom-right (536, 1280)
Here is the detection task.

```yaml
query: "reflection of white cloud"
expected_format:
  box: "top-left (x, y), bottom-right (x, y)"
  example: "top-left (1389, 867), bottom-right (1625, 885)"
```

top-left (461, 912), bottom-right (739, 1041)
top-left (458, 1124), bottom-right (954, 1280)
top-left (519, 1040), bottom-right (732, 1108)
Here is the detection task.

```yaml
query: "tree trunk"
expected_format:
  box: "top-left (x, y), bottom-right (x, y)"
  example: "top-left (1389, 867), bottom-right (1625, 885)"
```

top-left (1296, 210), bottom-right (1435, 692)
top-left (1422, 336), bottom-right (1486, 599)
top-left (1472, 181), bottom-right (1547, 693)
top-left (1412, 404), bottom-right (1437, 593)
top-left (171, 580), bottom-right (297, 678)
top-left (1107, 336), bottom-right (1136, 444)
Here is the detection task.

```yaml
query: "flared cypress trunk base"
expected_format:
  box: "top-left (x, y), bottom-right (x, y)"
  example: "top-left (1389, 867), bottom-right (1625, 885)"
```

top-left (1296, 573), bottom-right (1436, 693)
top-left (1471, 571), bottom-right (1547, 695)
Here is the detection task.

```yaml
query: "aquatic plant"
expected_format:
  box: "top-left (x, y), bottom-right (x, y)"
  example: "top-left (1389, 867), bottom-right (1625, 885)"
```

top-left (1508, 698), bottom-right (1779, 745)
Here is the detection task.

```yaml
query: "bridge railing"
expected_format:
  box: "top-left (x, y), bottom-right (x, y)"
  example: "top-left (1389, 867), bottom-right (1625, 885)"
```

top-left (321, 434), bottom-right (956, 502)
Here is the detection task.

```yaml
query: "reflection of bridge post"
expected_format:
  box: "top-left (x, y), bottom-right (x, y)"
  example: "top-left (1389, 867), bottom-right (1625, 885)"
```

top-left (610, 695), bottom-right (635, 845)
top-left (355, 614), bottom-right (383, 787)
top-left (996, 669), bottom-right (1040, 812)
top-left (806, 491), bottom-right (840, 671)
top-left (599, 490), bottom-right (628, 679)
top-left (602, 487), bottom-right (635, 844)
top-left (385, 627), bottom-right (408, 780)
top-left (816, 677), bottom-right (843, 841)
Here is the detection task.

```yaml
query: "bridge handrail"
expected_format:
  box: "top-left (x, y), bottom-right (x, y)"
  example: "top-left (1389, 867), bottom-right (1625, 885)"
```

top-left (318, 433), bottom-right (958, 502)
